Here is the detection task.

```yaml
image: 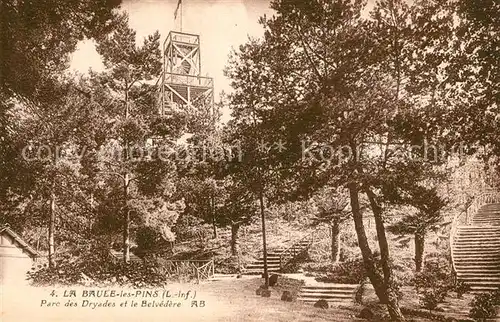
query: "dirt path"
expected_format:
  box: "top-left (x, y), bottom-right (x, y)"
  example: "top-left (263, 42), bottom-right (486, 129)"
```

top-left (1, 278), bottom-right (361, 322)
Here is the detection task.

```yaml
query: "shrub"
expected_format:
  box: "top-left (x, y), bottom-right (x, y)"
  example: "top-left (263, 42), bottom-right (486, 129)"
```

top-left (414, 261), bottom-right (453, 292)
top-left (453, 280), bottom-right (471, 298)
top-left (28, 242), bottom-right (171, 287)
top-left (314, 257), bottom-right (366, 284)
top-left (420, 289), bottom-right (444, 312)
top-left (469, 292), bottom-right (498, 322)
top-left (136, 226), bottom-right (161, 251)
top-left (400, 307), bottom-right (458, 322)
top-left (414, 260), bottom-right (454, 311)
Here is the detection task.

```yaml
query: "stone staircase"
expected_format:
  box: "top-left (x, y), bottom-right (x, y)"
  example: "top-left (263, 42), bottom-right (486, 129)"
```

top-left (452, 194), bottom-right (500, 293)
top-left (243, 238), bottom-right (312, 275)
top-left (297, 283), bottom-right (357, 305)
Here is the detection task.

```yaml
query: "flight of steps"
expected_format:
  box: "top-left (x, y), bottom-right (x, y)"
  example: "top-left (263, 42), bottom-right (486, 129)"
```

top-left (297, 283), bottom-right (357, 305)
top-left (243, 239), bottom-right (311, 275)
top-left (453, 203), bottom-right (500, 293)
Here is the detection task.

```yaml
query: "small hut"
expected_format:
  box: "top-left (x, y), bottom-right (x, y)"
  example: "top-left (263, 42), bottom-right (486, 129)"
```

top-left (0, 224), bottom-right (38, 285)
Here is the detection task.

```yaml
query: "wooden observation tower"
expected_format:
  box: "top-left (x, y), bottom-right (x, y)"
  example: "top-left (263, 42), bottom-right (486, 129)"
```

top-left (158, 29), bottom-right (214, 114)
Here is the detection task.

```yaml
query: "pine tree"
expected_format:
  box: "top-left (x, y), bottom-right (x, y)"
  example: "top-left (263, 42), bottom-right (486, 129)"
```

top-left (93, 13), bottom-right (184, 263)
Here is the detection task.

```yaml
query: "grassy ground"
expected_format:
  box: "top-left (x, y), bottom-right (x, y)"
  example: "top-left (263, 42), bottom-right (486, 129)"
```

top-left (1, 277), bottom-right (362, 322)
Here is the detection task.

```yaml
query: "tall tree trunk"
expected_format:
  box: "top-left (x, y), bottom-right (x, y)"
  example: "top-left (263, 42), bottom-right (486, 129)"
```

top-left (123, 173), bottom-right (130, 264)
top-left (259, 189), bottom-right (269, 287)
top-left (211, 195), bottom-right (218, 239)
top-left (348, 182), bottom-right (387, 303)
top-left (331, 217), bottom-right (341, 263)
top-left (230, 223), bottom-right (240, 256)
top-left (123, 87), bottom-right (130, 264)
top-left (415, 232), bottom-right (425, 272)
top-left (366, 188), bottom-right (405, 321)
top-left (48, 190), bottom-right (56, 269)
top-left (89, 192), bottom-right (94, 237)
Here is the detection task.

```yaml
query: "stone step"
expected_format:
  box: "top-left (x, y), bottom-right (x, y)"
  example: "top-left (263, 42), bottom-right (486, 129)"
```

top-left (296, 298), bottom-right (352, 303)
top-left (460, 275), bottom-right (500, 281)
top-left (453, 249), bottom-right (500, 253)
top-left (454, 255), bottom-right (500, 260)
top-left (455, 253), bottom-right (500, 260)
top-left (455, 242), bottom-right (500, 246)
top-left (455, 234), bottom-right (500, 238)
top-left (242, 269), bottom-right (280, 275)
top-left (455, 264), bottom-right (500, 269)
top-left (454, 239), bottom-right (500, 243)
top-left (245, 265), bottom-right (281, 270)
top-left (254, 258), bottom-right (281, 262)
top-left (456, 236), bottom-right (500, 240)
top-left (453, 254), bottom-right (500, 258)
top-left (474, 220), bottom-right (500, 223)
top-left (454, 261), bottom-right (500, 265)
top-left (454, 244), bottom-right (500, 252)
top-left (457, 235), bottom-right (500, 239)
top-left (472, 220), bottom-right (500, 224)
top-left (457, 229), bottom-right (500, 233)
top-left (456, 271), bottom-right (500, 276)
top-left (455, 239), bottom-right (500, 243)
top-left (455, 269), bottom-right (500, 274)
top-left (454, 248), bottom-right (500, 252)
top-left (301, 284), bottom-right (358, 290)
top-left (299, 292), bottom-right (353, 298)
top-left (457, 231), bottom-right (500, 234)
top-left (300, 288), bottom-right (356, 294)
top-left (462, 280), bottom-right (500, 286)
top-left (472, 215), bottom-right (500, 218)
top-left (454, 243), bottom-right (500, 248)
top-left (208, 274), bottom-right (239, 281)
top-left (454, 257), bottom-right (500, 261)
top-left (297, 284), bottom-right (357, 305)
top-left (470, 286), bottom-right (500, 293)
top-left (457, 226), bottom-right (500, 230)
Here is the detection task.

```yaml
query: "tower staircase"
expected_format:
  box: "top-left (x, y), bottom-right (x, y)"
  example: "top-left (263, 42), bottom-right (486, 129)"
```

top-left (243, 233), bottom-right (314, 275)
top-left (451, 190), bottom-right (500, 293)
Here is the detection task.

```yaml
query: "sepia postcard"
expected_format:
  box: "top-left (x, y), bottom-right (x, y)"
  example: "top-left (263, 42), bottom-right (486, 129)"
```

top-left (1, 0), bottom-right (498, 321)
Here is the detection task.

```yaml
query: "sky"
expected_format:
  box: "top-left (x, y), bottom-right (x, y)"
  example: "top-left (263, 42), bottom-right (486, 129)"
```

top-left (70, 0), bottom-right (274, 100)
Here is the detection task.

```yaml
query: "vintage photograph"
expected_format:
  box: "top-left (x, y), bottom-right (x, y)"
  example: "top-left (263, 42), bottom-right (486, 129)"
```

top-left (0, 0), bottom-right (498, 321)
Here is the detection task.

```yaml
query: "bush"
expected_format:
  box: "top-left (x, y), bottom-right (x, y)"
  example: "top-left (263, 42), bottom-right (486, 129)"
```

top-left (469, 292), bottom-right (498, 322)
top-left (136, 226), bottom-right (161, 251)
top-left (414, 260), bottom-right (454, 311)
top-left (420, 289), bottom-right (444, 312)
top-left (400, 307), bottom-right (458, 322)
top-left (453, 280), bottom-right (471, 298)
top-left (28, 242), bottom-right (170, 287)
top-left (215, 256), bottom-right (242, 274)
top-left (314, 257), bottom-right (366, 284)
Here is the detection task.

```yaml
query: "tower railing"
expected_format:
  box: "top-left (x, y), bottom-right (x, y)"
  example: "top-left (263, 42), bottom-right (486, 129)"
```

top-left (449, 188), bottom-right (500, 281)
top-left (163, 73), bottom-right (213, 88)
top-left (165, 31), bottom-right (200, 45)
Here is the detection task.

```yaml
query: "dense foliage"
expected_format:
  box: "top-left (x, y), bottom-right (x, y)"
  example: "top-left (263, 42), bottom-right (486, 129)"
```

top-left (0, 0), bottom-right (498, 320)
